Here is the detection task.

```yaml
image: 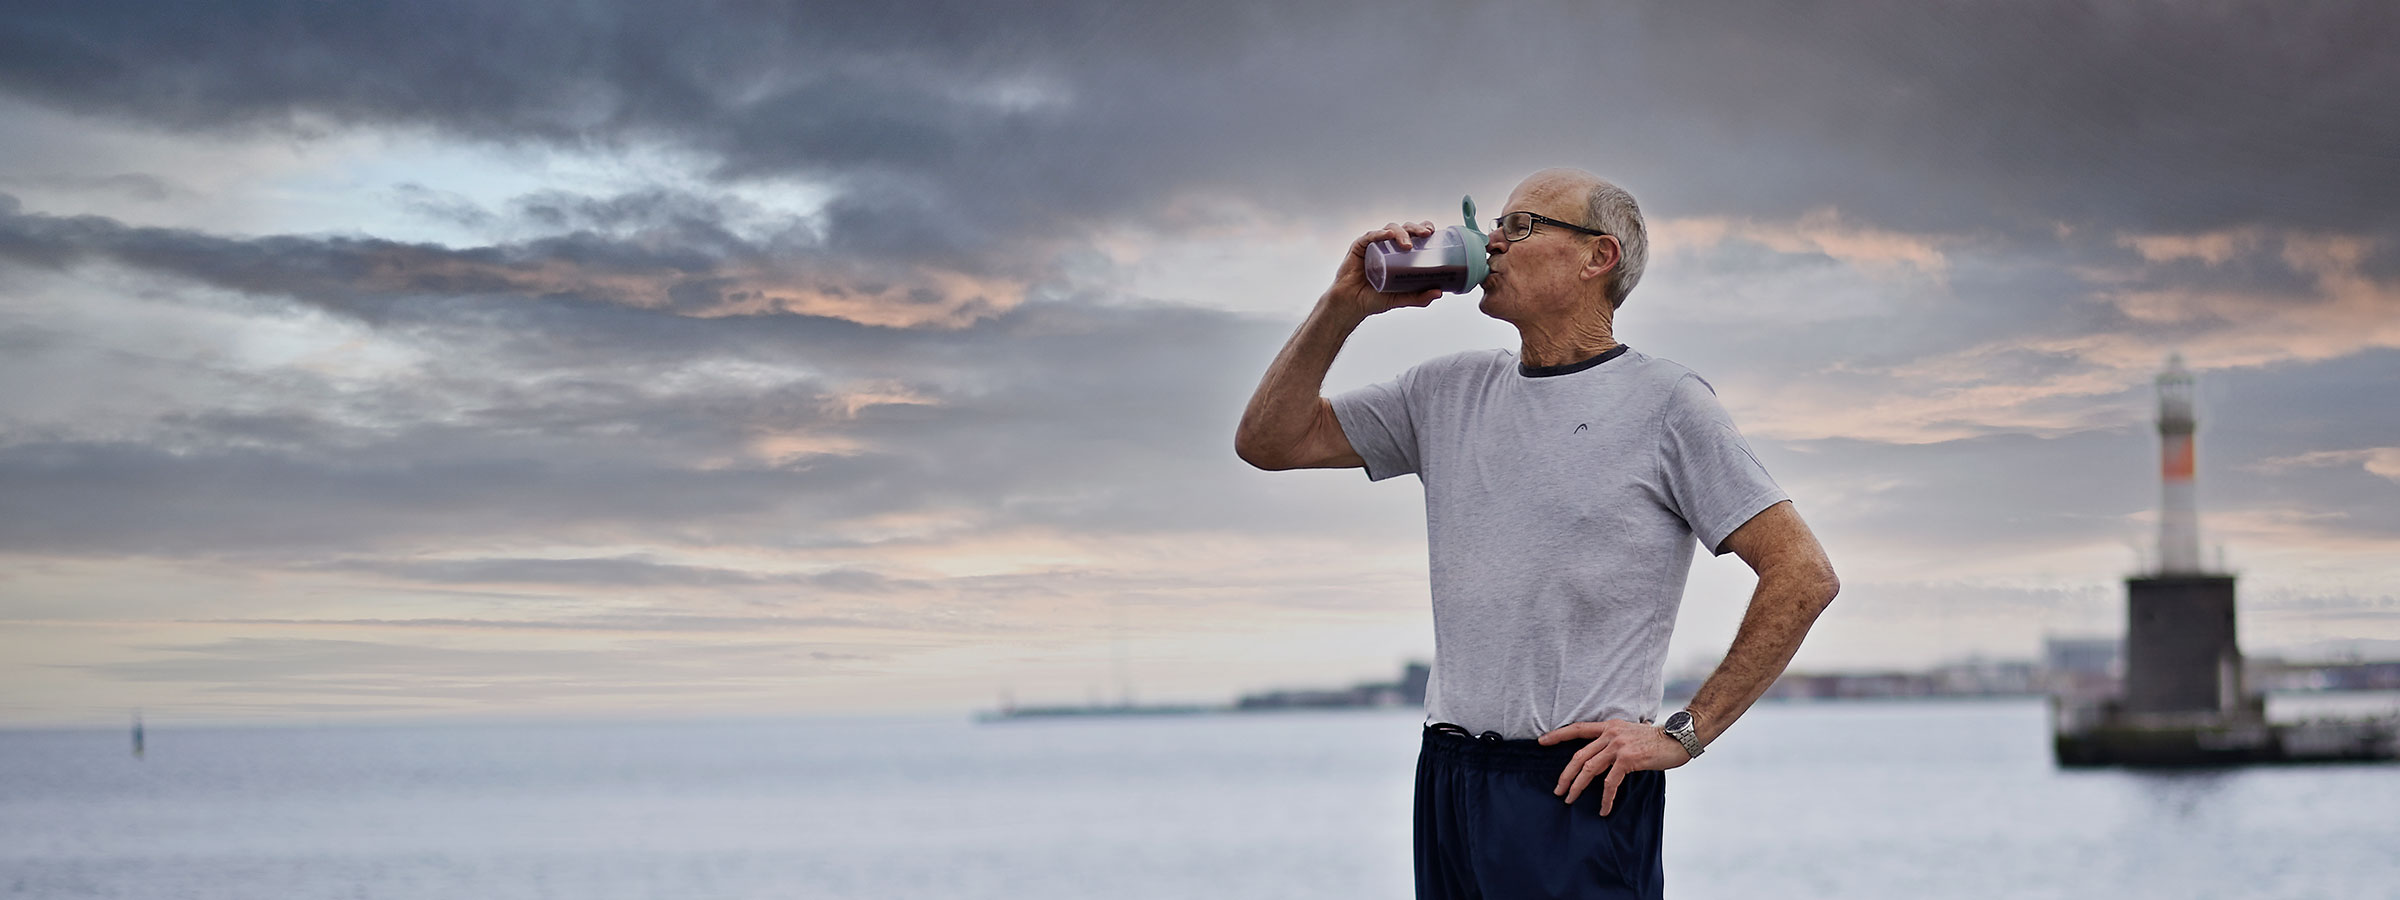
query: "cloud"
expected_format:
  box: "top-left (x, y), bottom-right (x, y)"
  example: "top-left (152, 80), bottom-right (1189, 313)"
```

top-left (2119, 229), bottom-right (2263, 267)
top-left (75, 635), bottom-right (878, 707)
top-left (1630, 216), bottom-right (2400, 455)
top-left (296, 556), bottom-right (928, 591)
top-left (185, 614), bottom-right (903, 632)
top-left (7, 0), bottom-right (2400, 720)
top-left (1662, 209), bottom-right (1951, 279)
top-left (2252, 447), bottom-right (2400, 483)
top-left (0, 172), bottom-right (179, 202)
top-left (0, 256), bottom-right (1420, 564)
top-left (0, 193), bottom-right (1025, 328)
top-left (3, 0), bottom-right (2391, 247)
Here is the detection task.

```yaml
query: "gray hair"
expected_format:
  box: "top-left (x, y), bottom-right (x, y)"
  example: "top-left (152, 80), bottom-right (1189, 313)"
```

top-left (1582, 179), bottom-right (1647, 309)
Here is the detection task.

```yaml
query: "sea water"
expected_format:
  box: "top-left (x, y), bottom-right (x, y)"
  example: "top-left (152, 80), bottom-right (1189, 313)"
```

top-left (5, 697), bottom-right (2396, 899)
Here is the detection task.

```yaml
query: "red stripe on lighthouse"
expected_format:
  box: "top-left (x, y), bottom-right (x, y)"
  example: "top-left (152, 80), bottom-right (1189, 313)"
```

top-left (2163, 435), bottom-right (2195, 481)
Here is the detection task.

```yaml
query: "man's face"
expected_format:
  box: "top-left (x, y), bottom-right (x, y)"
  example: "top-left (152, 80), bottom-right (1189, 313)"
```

top-left (1477, 173), bottom-right (1605, 325)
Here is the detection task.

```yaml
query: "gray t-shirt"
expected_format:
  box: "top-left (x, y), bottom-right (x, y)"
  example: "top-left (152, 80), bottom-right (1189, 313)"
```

top-left (1331, 345), bottom-right (1788, 739)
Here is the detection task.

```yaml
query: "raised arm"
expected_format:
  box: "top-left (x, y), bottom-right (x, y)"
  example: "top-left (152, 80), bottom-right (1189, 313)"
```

top-left (1234, 222), bottom-right (1441, 471)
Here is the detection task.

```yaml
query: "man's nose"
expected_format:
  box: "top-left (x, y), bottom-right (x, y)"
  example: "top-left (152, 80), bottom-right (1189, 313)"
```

top-left (1485, 229), bottom-right (1508, 255)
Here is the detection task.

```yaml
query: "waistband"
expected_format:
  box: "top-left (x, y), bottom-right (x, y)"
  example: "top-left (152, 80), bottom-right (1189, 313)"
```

top-left (1419, 722), bottom-right (1594, 774)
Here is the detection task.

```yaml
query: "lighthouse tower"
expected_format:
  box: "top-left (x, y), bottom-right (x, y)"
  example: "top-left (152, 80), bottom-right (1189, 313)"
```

top-left (2120, 353), bottom-right (2251, 719)
top-left (2155, 353), bottom-right (2203, 574)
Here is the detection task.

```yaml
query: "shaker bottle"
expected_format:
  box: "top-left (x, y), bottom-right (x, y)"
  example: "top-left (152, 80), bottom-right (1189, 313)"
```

top-left (1365, 196), bottom-right (1490, 294)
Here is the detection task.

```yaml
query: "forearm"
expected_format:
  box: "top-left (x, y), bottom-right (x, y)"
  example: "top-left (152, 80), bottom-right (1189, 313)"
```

top-left (1683, 566), bottom-right (1838, 747)
top-left (1234, 293), bottom-right (1366, 466)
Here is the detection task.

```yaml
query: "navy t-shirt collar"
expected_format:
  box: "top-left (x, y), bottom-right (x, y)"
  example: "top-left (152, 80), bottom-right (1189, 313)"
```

top-left (1518, 343), bottom-right (1630, 378)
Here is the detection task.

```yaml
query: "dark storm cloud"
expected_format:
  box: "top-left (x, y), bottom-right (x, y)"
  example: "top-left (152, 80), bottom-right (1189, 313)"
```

top-left (0, 193), bottom-right (650, 313)
top-left (0, 192), bottom-right (1017, 323)
top-left (392, 183), bottom-right (497, 230)
top-left (4, 0), bottom-right (2391, 256)
top-left (506, 188), bottom-right (765, 243)
top-left (1637, 1), bottom-right (2400, 234)
top-left (0, 321), bottom-right (63, 356)
top-left (0, 172), bottom-right (179, 202)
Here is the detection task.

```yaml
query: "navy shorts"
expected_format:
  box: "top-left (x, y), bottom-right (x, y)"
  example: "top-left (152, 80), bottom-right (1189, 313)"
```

top-left (1414, 723), bottom-right (1666, 900)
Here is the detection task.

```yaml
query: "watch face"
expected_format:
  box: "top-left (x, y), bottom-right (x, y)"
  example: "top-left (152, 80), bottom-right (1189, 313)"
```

top-left (1664, 711), bottom-right (1691, 733)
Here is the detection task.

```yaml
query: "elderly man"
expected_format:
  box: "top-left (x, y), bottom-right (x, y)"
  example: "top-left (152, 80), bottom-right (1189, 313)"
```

top-left (1234, 168), bottom-right (1838, 899)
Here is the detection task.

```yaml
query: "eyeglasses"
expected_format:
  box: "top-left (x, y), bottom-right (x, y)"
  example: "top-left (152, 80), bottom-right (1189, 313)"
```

top-left (1493, 211), bottom-right (1611, 243)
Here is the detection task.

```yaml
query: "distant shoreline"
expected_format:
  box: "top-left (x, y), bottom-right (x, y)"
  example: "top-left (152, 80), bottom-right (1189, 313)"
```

top-left (974, 687), bottom-right (2400, 724)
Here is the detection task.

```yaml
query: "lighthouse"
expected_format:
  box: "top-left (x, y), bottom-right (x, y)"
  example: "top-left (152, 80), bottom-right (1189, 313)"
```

top-left (2052, 354), bottom-right (2399, 765)
top-left (2120, 353), bottom-right (2248, 718)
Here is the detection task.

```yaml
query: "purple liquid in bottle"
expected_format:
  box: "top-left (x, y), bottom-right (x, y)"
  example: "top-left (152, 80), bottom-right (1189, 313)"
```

top-left (1370, 263), bottom-right (1471, 294)
top-left (1364, 224), bottom-right (1485, 294)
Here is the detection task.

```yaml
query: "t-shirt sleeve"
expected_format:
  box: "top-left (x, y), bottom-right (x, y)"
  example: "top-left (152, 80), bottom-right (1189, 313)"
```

top-left (1657, 372), bottom-right (1790, 555)
top-left (1329, 365), bottom-right (1426, 482)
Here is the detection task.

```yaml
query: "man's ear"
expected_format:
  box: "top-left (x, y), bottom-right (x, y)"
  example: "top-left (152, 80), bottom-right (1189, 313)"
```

top-left (1581, 235), bottom-right (1622, 282)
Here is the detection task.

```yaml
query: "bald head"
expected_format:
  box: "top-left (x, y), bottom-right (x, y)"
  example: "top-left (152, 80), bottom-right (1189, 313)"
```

top-left (1522, 168), bottom-right (1649, 309)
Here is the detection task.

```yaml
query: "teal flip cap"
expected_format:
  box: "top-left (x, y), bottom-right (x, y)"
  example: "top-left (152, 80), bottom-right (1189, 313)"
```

top-left (1457, 195), bottom-right (1490, 290)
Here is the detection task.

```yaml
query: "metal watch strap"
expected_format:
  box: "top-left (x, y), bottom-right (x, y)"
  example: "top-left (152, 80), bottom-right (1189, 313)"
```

top-left (1664, 710), bottom-right (1705, 759)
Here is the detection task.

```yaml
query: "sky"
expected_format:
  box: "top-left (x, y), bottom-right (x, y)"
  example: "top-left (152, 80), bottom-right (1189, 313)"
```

top-left (2, 0), bottom-right (2396, 726)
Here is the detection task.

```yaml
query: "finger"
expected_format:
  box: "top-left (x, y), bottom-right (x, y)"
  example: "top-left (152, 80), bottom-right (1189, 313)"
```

top-left (1399, 288), bottom-right (1440, 307)
top-left (1407, 220), bottom-right (1437, 237)
top-left (1537, 723), bottom-right (1596, 746)
top-left (1383, 222), bottom-right (1412, 250)
top-left (1553, 743), bottom-right (1594, 795)
top-left (1564, 751), bottom-right (1606, 805)
top-left (1349, 226), bottom-right (1400, 255)
top-left (1563, 746), bottom-right (1614, 805)
top-left (1553, 743), bottom-right (1600, 796)
top-left (1598, 761), bottom-right (1627, 816)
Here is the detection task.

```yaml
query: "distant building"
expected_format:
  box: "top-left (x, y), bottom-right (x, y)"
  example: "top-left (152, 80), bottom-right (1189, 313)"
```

top-left (1755, 660), bottom-right (2041, 702)
top-left (2042, 635), bottom-right (2123, 699)
top-left (2043, 636), bottom-right (2121, 678)
top-left (2247, 658), bottom-right (2400, 693)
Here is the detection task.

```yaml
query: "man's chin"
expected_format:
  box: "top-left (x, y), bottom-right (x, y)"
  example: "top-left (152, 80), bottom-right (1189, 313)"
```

top-left (1475, 291), bottom-right (1514, 322)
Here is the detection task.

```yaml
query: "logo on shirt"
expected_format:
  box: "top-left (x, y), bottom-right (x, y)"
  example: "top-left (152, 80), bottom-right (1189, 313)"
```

top-left (1574, 423), bottom-right (1589, 434)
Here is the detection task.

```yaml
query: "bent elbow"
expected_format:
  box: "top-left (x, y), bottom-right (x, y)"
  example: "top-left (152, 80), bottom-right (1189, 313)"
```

top-left (1233, 432), bottom-right (1291, 471)
top-left (1812, 564), bottom-right (1841, 614)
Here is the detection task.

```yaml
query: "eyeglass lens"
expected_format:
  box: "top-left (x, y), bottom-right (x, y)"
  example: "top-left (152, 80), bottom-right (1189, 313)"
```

top-left (1498, 212), bottom-right (1533, 241)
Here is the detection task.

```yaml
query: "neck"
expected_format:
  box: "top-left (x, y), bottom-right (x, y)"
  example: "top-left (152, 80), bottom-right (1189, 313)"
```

top-left (1514, 311), bottom-right (1617, 368)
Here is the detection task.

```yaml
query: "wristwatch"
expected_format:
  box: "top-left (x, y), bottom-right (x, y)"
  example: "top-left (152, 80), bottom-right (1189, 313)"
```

top-left (1661, 709), bottom-right (1705, 759)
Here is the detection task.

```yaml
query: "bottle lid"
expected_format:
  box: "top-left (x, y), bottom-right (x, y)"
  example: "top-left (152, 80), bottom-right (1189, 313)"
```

top-left (1457, 195), bottom-right (1490, 291)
